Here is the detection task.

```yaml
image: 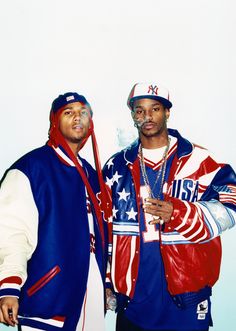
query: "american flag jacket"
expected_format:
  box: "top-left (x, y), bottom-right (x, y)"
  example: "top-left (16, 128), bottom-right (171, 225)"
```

top-left (103, 129), bottom-right (236, 298)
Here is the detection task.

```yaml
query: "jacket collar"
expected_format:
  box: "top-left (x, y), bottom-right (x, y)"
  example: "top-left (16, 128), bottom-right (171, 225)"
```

top-left (124, 128), bottom-right (193, 164)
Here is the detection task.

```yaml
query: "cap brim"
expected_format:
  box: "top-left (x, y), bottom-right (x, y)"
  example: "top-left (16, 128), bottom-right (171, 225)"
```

top-left (128, 95), bottom-right (172, 110)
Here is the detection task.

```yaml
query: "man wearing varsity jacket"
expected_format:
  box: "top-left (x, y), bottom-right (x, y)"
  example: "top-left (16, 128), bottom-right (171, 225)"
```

top-left (104, 82), bottom-right (236, 331)
top-left (0, 92), bottom-right (109, 330)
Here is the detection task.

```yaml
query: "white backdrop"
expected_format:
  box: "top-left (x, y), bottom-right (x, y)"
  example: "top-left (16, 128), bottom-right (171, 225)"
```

top-left (0, 1), bottom-right (235, 330)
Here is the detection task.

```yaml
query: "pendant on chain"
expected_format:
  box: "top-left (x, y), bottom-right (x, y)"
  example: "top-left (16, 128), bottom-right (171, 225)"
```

top-left (139, 138), bottom-right (170, 225)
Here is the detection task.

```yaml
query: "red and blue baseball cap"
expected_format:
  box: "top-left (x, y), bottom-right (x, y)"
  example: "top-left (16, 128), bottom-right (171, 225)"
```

top-left (127, 83), bottom-right (172, 110)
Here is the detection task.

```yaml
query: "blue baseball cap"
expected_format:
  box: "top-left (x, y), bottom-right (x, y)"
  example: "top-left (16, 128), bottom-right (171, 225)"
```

top-left (51, 92), bottom-right (91, 114)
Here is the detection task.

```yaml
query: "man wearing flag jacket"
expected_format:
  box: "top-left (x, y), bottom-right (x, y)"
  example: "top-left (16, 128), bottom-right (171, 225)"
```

top-left (0, 92), bottom-right (109, 330)
top-left (104, 83), bottom-right (236, 331)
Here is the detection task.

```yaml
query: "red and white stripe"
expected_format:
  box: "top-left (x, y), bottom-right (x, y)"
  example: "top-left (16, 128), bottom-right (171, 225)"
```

top-left (19, 315), bottom-right (65, 328)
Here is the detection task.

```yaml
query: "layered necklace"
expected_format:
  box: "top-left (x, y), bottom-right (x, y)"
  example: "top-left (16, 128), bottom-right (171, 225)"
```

top-left (139, 138), bottom-right (170, 200)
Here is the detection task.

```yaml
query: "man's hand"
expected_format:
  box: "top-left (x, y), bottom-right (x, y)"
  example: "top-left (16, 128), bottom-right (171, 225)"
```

top-left (106, 288), bottom-right (117, 311)
top-left (143, 198), bottom-right (173, 225)
top-left (0, 297), bottom-right (19, 326)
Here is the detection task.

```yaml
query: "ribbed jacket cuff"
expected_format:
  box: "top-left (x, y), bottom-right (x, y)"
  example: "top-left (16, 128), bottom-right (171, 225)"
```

top-left (0, 276), bottom-right (22, 298)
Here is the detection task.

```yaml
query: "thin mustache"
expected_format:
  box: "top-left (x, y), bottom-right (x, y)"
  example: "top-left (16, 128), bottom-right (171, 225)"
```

top-left (73, 123), bottom-right (83, 129)
top-left (134, 119), bottom-right (154, 128)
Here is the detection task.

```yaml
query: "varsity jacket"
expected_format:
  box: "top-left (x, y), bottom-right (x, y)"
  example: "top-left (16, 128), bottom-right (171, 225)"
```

top-left (103, 129), bottom-right (236, 300)
top-left (0, 145), bottom-right (106, 330)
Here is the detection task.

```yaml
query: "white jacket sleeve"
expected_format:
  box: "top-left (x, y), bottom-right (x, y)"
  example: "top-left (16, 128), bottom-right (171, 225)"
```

top-left (0, 169), bottom-right (38, 296)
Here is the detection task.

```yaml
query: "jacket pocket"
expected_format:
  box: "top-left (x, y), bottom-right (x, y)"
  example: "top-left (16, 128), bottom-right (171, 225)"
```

top-left (27, 265), bottom-right (61, 297)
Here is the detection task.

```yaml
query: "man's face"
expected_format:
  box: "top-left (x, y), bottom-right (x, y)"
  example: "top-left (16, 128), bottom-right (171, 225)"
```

top-left (132, 98), bottom-right (170, 138)
top-left (58, 101), bottom-right (91, 149)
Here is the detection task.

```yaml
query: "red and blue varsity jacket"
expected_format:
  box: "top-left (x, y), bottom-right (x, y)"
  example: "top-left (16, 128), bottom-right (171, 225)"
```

top-left (103, 129), bottom-right (236, 299)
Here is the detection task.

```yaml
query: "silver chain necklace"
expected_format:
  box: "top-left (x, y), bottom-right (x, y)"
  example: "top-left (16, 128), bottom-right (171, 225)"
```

top-left (139, 138), bottom-right (170, 199)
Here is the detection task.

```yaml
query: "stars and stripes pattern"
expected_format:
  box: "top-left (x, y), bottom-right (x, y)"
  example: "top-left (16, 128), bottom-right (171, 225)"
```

top-left (105, 160), bottom-right (139, 235)
top-left (213, 184), bottom-right (236, 205)
top-left (103, 131), bottom-right (236, 298)
top-left (104, 139), bottom-right (236, 246)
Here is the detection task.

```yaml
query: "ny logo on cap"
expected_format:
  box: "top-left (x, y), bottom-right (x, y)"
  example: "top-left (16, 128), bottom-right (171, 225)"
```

top-left (66, 95), bottom-right (75, 102)
top-left (147, 85), bottom-right (158, 95)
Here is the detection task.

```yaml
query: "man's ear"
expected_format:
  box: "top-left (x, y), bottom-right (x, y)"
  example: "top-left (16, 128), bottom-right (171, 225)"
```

top-left (130, 110), bottom-right (135, 120)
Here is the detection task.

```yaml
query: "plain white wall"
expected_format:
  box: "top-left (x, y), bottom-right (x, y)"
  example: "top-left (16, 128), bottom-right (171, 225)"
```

top-left (0, 1), bottom-right (235, 330)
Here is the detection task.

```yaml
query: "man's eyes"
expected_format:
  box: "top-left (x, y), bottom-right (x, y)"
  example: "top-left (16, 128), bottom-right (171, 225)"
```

top-left (81, 109), bottom-right (89, 116)
top-left (64, 110), bottom-right (73, 115)
top-left (63, 109), bottom-right (89, 116)
top-left (134, 108), bottom-right (160, 115)
top-left (135, 109), bottom-right (144, 114)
